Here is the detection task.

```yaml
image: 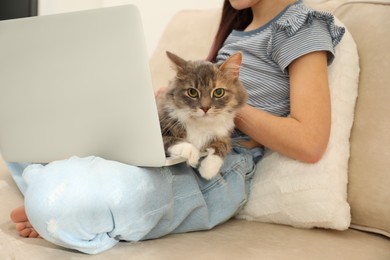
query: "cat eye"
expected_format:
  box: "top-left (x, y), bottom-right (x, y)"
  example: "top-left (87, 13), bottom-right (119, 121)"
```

top-left (187, 88), bottom-right (199, 98)
top-left (213, 88), bottom-right (225, 98)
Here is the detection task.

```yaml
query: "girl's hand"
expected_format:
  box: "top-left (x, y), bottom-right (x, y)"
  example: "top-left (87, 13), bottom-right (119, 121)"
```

top-left (237, 139), bottom-right (263, 149)
top-left (155, 87), bottom-right (167, 100)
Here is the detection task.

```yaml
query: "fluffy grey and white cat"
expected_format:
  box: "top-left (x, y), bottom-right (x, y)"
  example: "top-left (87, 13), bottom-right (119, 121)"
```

top-left (158, 51), bottom-right (247, 180)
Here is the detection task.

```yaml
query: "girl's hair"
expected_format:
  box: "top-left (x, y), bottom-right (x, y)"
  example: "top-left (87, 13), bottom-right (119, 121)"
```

top-left (206, 0), bottom-right (253, 62)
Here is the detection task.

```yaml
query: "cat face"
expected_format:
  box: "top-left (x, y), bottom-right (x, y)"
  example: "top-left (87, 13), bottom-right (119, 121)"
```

top-left (164, 51), bottom-right (247, 123)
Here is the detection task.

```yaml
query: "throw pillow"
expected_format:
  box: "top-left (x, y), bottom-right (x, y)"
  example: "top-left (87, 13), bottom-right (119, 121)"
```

top-left (236, 19), bottom-right (359, 231)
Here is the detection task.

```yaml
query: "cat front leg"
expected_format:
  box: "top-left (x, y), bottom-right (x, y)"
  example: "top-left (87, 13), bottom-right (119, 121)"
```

top-left (168, 141), bottom-right (200, 167)
top-left (199, 138), bottom-right (231, 180)
top-left (198, 148), bottom-right (224, 180)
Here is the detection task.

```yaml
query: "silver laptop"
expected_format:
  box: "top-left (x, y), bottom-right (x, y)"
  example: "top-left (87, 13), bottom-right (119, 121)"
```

top-left (0, 5), bottom-right (186, 167)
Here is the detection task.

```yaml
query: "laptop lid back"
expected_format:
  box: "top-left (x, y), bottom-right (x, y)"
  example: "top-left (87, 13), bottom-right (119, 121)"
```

top-left (0, 5), bottom-right (167, 166)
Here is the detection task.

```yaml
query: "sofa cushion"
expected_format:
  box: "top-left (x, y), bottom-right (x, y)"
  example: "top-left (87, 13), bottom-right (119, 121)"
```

top-left (236, 19), bottom-right (358, 230)
top-left (333, 0), bottom-right (390, 238)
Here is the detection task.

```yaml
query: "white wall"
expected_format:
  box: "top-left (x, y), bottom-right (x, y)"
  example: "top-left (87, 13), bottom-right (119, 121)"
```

top-left (38, 0), bottom-right (223, 56)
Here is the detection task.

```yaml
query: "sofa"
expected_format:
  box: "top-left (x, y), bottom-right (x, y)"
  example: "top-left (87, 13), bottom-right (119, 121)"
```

top-left (0, 0), bottom-right (389, 259)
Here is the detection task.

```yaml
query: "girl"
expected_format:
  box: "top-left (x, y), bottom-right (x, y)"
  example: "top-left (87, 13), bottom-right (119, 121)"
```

top-left (9, 0), bottom-right (344, 254)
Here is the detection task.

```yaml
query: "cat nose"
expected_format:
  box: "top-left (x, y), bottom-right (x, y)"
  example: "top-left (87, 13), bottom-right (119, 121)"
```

top-left (201, 106), bottom-right (210, 113)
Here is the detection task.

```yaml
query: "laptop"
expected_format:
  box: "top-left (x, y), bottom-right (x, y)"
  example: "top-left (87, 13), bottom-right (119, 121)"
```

top-left (0, 5), bottom-right (188, 167)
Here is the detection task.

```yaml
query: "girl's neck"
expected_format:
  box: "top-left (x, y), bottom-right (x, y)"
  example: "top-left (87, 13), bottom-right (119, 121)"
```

top-left (245, 0), bottom-right (297, 32)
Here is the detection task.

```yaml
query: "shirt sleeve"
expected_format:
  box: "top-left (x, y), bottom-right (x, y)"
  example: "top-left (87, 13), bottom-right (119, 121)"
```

top-left (267, 8), bottom-right (345, 73)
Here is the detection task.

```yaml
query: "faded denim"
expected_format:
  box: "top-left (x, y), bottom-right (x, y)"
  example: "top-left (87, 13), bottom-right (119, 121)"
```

top-left (7, 146), bottom-right (257, 254)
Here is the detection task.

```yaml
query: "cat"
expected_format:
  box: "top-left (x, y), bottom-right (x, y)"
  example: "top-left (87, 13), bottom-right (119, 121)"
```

top-left (157, 51), bottom-right (247, 180)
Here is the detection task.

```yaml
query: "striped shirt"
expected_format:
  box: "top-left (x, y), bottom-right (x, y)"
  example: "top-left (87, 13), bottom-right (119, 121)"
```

top-left (216, 0), bottom-right (345, 117)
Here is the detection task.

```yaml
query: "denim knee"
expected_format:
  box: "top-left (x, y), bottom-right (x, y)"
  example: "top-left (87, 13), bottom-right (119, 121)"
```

top-left (22, 159), bottom-right (120, 254)
top-left (22, 156), bottom-right (178, 254)
top-left (20, 150), bottom-right (256, 254)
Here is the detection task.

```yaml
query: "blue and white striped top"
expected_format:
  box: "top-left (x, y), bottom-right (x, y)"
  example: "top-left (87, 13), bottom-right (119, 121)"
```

top-left (216, 0), bottom-right (345, 117)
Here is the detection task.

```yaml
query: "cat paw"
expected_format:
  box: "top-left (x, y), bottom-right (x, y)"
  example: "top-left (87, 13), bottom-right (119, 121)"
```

top-left (168, 142), bottom-right (200, 167)
top-left (199, 150), bottom-right (224, 180)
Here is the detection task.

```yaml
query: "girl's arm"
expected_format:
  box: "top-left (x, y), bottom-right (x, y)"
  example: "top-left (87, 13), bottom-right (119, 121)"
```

top-left (235, 51), bottom-right (331, 163)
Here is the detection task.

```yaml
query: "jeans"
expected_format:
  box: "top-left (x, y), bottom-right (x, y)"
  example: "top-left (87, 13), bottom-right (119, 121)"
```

top-left (6, 146), bottom-right (257, 254)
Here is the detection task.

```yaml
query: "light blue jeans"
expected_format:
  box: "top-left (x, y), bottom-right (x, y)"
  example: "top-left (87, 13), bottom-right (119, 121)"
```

top-left (7, 146), bottom-right (257, 254)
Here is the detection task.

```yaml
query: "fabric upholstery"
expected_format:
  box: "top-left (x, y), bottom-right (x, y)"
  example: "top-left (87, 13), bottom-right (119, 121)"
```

top-left (332, 0), bottom-right (390, 237)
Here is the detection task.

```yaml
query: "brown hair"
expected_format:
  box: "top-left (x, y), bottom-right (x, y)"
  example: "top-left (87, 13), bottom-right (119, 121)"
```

top-left (206, 0), bottom-right (253, 62)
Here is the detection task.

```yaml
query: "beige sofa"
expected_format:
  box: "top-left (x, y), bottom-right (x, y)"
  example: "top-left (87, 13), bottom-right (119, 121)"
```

top-left (0, 0), bottom-right (389, 259)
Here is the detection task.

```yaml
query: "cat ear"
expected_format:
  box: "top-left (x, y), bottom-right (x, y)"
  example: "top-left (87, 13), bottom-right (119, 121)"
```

top-left (166, 51), bottom-right (187, 77)
top-left (219, 51), bottom-right (242, 80)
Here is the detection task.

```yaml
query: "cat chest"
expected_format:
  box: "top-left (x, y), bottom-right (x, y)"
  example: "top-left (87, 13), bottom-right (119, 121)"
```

top-left (185, 121), bottom-right (232, 150)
